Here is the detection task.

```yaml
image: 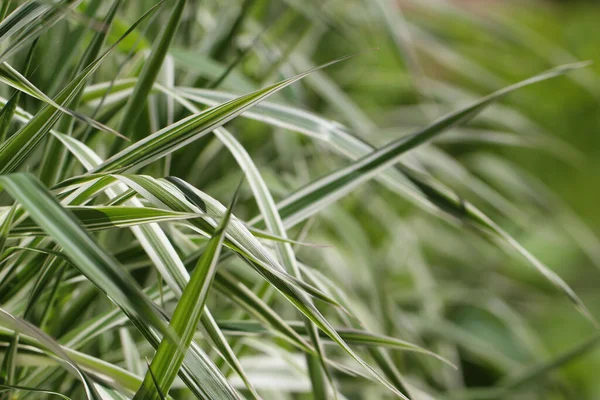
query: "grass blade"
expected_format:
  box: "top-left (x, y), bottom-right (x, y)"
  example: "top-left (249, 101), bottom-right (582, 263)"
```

top-left (11, 206), bottom-right (202, 236)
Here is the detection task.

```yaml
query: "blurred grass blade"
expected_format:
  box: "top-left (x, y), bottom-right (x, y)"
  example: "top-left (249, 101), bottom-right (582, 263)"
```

top-left (39, 0), bottom-right (122, 186)
top-left (267, 62), bottom-right (589, 227)
top-left (217, 320), bottom-right (454, 367)
top-left (400, 164), bottom-right (595, 324)
top-left (499, 333), bottom-right (600, 393)
top-left (117, 0), bottom-right (186, 142)
top-left (0, 383), bottom-right (72, 399)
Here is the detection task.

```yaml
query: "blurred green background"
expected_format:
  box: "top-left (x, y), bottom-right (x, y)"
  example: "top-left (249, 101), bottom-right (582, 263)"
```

top-left (227, 0), bottom-right (600, 398)
top-left (322, 1), bottom-right (600, 398)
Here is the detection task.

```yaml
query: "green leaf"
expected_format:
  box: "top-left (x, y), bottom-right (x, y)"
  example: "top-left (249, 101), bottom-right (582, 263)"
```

top-left (11, 206), bottom-right (203, 236)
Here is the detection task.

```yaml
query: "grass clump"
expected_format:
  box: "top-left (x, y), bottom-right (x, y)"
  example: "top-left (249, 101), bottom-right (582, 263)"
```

top-left (0, 0), bottom-right (599, 399)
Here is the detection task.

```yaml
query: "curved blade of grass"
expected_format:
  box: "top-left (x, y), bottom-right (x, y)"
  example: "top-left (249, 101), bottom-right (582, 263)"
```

top-left (0, 62), bottom-right (119, 135)
top-left (0, 325), bottom-right (146, 395)
top-left (134, 181), bottom-right (238, 400)
top-left (173, 86), bottom-right (577, 164)
top-left (105, 176), bottom-right (394, 391)
top-left (170, 83), bottom-right (595, 324)
top-left (110, 174), bottom-right (342, 308)
top-left (218, 320), bottom-right (454, 367)
top-left (145, 84), bottom-right (573, 228)
top-left (221, 60), bottom-right (593, 322)
top-left (160, 177), bottom-right (409, 399)
top-left (0, 383), bottom-right (73, 399)
top-left (11, 206), bottom-right (202, 236)
top-left (182, 60), bottom-right (596, 332)
top-left (213, 270), bottom-right (313, 353)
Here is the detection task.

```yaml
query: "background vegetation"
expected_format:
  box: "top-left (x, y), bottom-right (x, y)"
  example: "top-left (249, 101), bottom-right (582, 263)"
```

top-left (0, 0), bottom-right (599, 399)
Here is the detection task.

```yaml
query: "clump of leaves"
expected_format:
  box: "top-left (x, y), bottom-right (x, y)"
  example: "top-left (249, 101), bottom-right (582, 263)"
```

top-left (0, 1), bottom-right (597, 399)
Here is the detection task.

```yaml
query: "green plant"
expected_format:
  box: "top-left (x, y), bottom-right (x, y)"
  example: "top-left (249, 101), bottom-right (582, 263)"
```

top-left (0, 0), bottom-right (598, 399)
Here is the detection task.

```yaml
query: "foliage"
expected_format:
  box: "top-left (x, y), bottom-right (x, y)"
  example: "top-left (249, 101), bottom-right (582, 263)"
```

top-left (0, 0), bottom-right (599, 399)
